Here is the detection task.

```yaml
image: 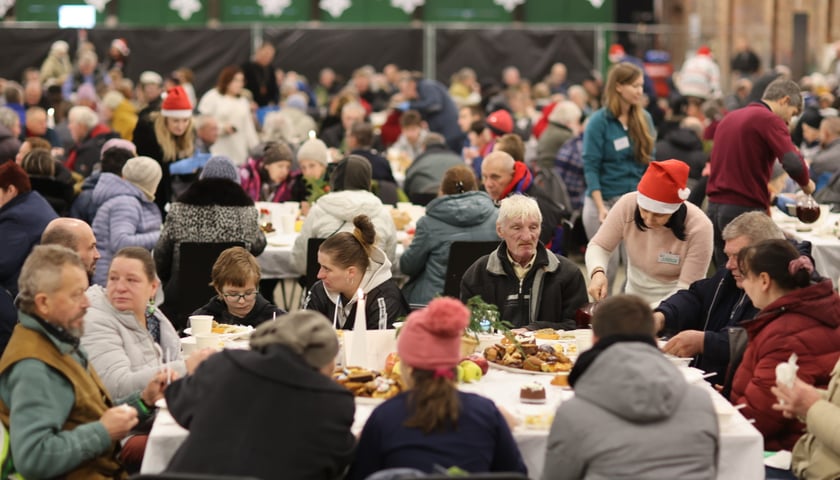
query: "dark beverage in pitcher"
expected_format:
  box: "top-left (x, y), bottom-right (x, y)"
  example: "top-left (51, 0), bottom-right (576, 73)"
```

top-left (796, 204), bottom-right (821, 223)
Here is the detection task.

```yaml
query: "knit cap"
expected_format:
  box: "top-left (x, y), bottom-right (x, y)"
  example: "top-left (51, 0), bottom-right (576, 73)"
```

top-left (249, 311), bottom-right (339, 368)
top-left (122, 156), bottom-right (162, 201)
top-left (330, 155), bottom-right (371, 192)
top-left (161, 86), bottom-right (193, 118)
top-left (199, 155), bottom-right (239, 183)
top-left (636, 159), bottom-right (690, 214)
top-left (139, 71), bottom-right (163, 85)
top-left (297, 138), bottom-right (329, 167)
top-left (397, 297), bottom-right (470, 371)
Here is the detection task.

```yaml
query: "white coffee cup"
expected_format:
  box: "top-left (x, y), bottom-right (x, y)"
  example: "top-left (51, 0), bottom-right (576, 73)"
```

top-left (279, 213), bottom-right (296, 234)
top-left (189, 315), bottom-right (213, 335)
top-left (195, 334), bottom-right (220, 350)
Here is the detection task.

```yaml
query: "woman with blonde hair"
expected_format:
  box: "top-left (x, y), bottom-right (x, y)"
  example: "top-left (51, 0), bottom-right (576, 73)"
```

top-left (133, 85), bottom-right (195, 215)
top-left (582, 62), bottom-right (655, 290)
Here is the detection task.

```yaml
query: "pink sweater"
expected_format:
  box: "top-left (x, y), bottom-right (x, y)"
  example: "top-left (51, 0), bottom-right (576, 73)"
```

top-left (585, 192), bottom-right (713, 304)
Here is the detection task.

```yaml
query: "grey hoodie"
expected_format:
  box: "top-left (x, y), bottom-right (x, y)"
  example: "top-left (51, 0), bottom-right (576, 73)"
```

top-left (542, 342), bottom-right (719, 480)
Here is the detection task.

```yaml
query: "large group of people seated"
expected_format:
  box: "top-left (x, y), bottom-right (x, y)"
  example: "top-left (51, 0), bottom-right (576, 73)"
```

top-left (3, 34), bottom-right (840, 479)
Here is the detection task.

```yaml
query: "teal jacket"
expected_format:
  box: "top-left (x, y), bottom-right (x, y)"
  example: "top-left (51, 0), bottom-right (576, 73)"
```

top-left (0, 312), bottom-right (151, 478)
top-left (582, 107), bottom-right (655, 200)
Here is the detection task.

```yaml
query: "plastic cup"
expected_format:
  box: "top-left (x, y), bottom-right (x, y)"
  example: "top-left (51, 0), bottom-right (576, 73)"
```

top-left (189, 315), bottom-right (213, 335)
top-left (195, 334), bottom-right (220, 350)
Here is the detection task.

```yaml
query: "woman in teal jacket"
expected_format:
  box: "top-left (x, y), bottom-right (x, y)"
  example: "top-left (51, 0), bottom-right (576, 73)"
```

top-left (582, 62), bottom-right (655, 289)
top-left (400, 166), bottom-right (499, 305)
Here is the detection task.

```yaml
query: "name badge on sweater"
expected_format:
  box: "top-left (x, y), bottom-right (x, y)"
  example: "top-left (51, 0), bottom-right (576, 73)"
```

top-left (658, 252), bottom-right (680, 265)
top-left (613, 136), bottom-right (630, 151)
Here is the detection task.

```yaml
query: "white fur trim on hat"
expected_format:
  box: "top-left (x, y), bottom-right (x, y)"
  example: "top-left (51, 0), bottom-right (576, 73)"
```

top-left (636, 191), bottom-right (688, 214)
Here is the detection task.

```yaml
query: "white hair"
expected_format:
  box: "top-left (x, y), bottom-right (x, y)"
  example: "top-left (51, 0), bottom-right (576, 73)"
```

top-left (68, 105), bottom-right (99, 129)
top-left (0, 107), bottom-right (18, 129)
top-left (342, 101), bottom-right (366, 116)
top-left (549, 100), bottom-right (583, 126)
top-left (497, 194), bottom-right (542, 226)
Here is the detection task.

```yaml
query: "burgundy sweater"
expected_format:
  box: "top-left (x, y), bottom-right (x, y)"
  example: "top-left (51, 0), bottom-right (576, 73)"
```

top-left (707, 102), bottom-right (809, 208)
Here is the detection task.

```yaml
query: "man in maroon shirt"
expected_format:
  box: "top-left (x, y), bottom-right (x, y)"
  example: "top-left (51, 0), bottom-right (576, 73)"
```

top-left (706, 79), bottom-right (815, 267)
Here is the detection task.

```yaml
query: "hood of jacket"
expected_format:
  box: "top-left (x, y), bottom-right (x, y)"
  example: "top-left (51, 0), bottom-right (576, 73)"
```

top-left (177, 178), bottom-right (254, 207)
top-left (744, 279), bottom-right (840, 335)
top-left (574, 342), bottom-right (688, 423)
top-left (314, 190), bottom-right (385, 222)
top-left (665, 127), bottom-right (703, 151)
top-left (91, 172), bottom-right (147, 206)
top-left (425, 191), bottom-right (498, 228)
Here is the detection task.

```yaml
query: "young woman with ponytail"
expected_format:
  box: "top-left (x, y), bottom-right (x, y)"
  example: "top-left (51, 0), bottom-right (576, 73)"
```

top-left (347, 297), bottom-right (526, 478)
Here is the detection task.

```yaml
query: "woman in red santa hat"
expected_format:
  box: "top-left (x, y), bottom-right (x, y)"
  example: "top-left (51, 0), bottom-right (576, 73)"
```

top-left (133, 85), bottom-right (195, 216)
top-left (585, 159), bottom-right (713, 305)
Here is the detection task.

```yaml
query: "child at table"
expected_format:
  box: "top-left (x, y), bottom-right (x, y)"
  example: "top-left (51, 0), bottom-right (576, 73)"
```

top-left (346, 297), bottom-right (527, 478)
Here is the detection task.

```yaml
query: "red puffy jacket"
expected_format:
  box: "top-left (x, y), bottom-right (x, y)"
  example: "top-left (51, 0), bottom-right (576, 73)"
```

top-left (731, 279), bottom-right (840, 451)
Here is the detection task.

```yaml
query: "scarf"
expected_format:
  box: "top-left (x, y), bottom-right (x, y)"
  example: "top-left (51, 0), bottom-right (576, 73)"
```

top-left (568, 333), bottom-right (658, 388)
top-left (498, 161), bottom-right (533, 200)
top-left (31, 312), bottom-right (81, 351)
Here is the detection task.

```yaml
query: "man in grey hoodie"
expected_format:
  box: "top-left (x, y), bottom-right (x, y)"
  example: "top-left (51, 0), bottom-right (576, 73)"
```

top-left (542, 294), bottom-right (719, 480)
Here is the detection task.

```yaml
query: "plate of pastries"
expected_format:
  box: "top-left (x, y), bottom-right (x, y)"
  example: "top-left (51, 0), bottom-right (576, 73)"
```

top-left (333, 366), bottom-right (405, 403)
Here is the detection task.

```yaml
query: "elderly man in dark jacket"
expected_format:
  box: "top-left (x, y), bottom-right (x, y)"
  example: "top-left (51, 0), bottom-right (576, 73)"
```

top-left (655, 211), bottom-right (786, 386)
top-left (460, 195), bottom-right (587, 330)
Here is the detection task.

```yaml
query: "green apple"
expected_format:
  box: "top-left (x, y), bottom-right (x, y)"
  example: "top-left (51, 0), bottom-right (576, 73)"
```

top-left (456, 364), bottom-right (465, 383)
top-left (392, 361), bottom-right (402, 377)
top-left (459, 360), bottom-right (483, 383)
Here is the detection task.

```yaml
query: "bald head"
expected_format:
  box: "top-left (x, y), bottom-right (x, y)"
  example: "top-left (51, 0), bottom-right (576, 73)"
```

top-left (481, 151), bottom-right (516, 200)
top-left (41, 218), bottom-right (100, 281)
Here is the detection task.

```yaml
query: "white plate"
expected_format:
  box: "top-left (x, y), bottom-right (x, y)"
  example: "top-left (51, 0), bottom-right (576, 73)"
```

top-left (489, 362), bottom-right (571, 377)
top-left (154, 399), bottom-right (167, 409)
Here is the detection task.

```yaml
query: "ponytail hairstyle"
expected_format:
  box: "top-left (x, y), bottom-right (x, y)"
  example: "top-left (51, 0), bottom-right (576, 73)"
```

top-left (604, 62), bottom-right (654, 164)
top-left (318, 214), bottom-right (376, 272)
top-left (404, 367), bottom-right (460, 433)
top-left (737, 239), bottom-right (813, 291)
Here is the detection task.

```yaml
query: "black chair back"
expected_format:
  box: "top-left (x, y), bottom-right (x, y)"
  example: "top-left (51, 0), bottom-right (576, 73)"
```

top-left (442, 241), bottom-right (500, 298)
top-left (161, 241), bottom-right (244, 331)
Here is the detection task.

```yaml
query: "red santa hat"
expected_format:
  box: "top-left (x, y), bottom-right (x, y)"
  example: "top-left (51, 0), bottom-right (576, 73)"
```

top-left (697, 45), bottom-right (712, 56)
top-left (608, 43), bottom-right (626, 63)
top-left (636, 160), bottom-right (691, 214)
top-left (161, 86), bottom-right (193, 118)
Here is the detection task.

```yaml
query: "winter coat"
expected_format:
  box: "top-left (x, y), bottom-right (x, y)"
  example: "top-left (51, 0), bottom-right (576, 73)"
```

top-left (165, 345), bottom-right (356, 479)
top-left (408, 79), bottom-right (462, 152)
top-left (154, 178), bottom-right (265, 286)
top-left (292, 190), bottom-right (397, 276)
top-left (460, 243), bottom-right (588, 330)
top-left (400, 191), bottom-right (499, 305)
top-left (29, 175), bottom-right (75, 216)
top-left (792, 357), bottom-right (840, 480)
top-left (655, 127), bottom-right (708, 181)
top-left (80, 285), bottom-right (185, 399)
top-left (302, 246), bottom-right (408, 330)
top-left (0, 191), bottom-right (58, 297)
top-left (731, 279), bottom-right (840, 451)
top-left (403, 144), bottom-right (463, 203)
top-left (69, 172), bottom-right (100, 223)
top-left (91, 173), bottom-right (162, 286)
top-left (0, 190), bottom-right (57, 353)
top-left (542, 342), bottom-right (718, 480)
top-left (192, 293), bottom-right (283, 329)
top-left (536, 122), bottom-right (574, 172)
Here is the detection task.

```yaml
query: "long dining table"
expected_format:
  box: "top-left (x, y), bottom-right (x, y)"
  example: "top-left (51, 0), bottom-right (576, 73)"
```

top-left (141, 331), bottom-right (764, 479)
top-left (771, 208), bottom-right (840, 286)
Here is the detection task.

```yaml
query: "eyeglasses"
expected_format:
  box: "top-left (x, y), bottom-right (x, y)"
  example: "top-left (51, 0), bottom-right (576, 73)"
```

top-left (222, 291), bottom-right (258, 301)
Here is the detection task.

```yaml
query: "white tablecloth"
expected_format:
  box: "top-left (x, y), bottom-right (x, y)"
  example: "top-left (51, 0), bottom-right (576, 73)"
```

top-left (772, 209), bottom-right (840, 286)
top-left (141, 366), bottom-right (763, 479)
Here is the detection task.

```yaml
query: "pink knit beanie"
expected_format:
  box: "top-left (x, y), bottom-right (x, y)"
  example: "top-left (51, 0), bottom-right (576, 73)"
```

top-left (397, 297), bottom-right (469, 371)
